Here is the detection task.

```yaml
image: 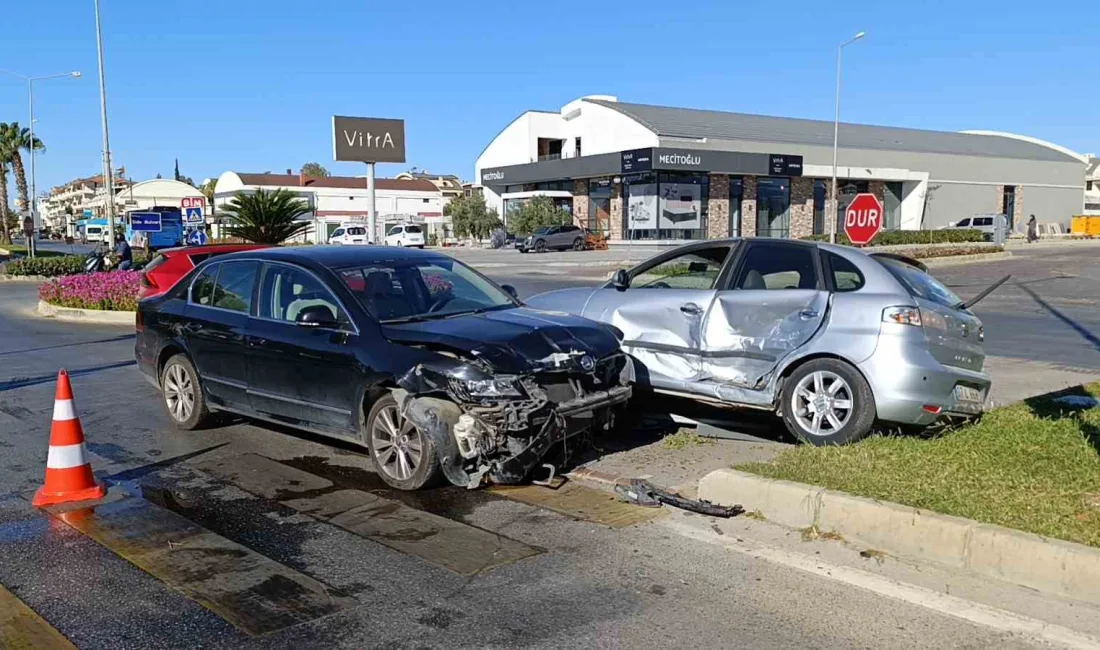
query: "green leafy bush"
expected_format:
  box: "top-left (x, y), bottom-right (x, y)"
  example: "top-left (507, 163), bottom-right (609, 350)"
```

top-left (6, 255), bottom-right (86, 277)
top-left (801, 229), bottom-right (986, 246)
top-left (6, 251), bottom-right (148, 277)
top-left (891, 244), bottom-right (1002, 260)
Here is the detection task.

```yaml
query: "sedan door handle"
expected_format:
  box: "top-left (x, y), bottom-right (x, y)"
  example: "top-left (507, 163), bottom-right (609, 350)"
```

top-left (680, 303), bottom-right (703, 316)
top-left (799, 309), bottom-right (819, 320)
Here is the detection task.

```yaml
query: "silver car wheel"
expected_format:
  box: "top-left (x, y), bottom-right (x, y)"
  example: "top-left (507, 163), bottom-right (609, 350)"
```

top-left (163, 363), bottom-right (195, 423)
top-left (370, 404), bottom-right (423, 482)
top-left (790, 370), bottom-right (854, 437)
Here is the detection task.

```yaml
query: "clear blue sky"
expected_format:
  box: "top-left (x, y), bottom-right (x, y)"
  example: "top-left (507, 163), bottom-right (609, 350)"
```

top-left (3, 0), bottom-right (1096, 197)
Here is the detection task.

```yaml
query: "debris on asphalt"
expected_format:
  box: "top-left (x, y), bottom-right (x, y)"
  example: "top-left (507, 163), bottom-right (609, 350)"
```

top-left (614, 479), bottom-right (744, 518)
top-left (1053, 395), bottom-right (1100, 409)
top-left (800, 525), bottom-right (843, 542)
top-left (860, 549), bottom-right (887, 564)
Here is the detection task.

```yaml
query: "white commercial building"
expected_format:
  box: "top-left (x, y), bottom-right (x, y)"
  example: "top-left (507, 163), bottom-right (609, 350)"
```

top-left (213, 170), bottom-right (446, 243)
top-left (41, 176), bottom-right (203, 236)
top-left (476, 95), bottom-right (1087, 241)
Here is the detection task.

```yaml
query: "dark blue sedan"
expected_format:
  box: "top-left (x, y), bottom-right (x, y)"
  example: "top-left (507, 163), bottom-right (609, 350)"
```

top-left (135, 246), bottom-right (632, 490)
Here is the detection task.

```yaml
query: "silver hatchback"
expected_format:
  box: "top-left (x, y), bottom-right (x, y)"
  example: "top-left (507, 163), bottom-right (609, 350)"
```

top-left (525, 238), bottom-right (992, 445)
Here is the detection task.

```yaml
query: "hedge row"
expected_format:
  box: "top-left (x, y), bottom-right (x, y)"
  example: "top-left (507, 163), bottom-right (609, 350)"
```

top-left (889, 244), bottom-right (1003, 260)
top-left (801, 229), bottom-right (987, 246)
top-left (6, 252), bottom-right (149, 277)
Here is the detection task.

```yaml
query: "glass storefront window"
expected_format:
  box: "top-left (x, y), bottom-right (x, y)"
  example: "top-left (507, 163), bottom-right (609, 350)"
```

top-left (835, 180), bottom-right (868, 235)
top-left (756, 177), bottom-right (790, 238)
top-left (885, 182), bottom-right (903, 230)
top-left (589, 179), bottom-right (612, 233)
top-left (623, 173), bottom-right (658, 240)
top-left (622, 172), bottom-right (708, 240)
top-left (813, 180), bottom-right (827, 235)
top-left (729, 178), bottom-right (743, 237)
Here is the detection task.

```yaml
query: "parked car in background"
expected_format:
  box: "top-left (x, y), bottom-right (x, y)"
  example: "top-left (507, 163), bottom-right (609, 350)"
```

top-left (384, 224), bottom-right (425, 248)
top-left (139, 244), bottom-right (270, 299)
top-left (135, 246), bottom-right (631, 491)
top-left (942, 215), bottom-right (1001, 240)
top-left (519, 224), bottom-right (586, 253)
top-left (330, 225), bottom-right (370, 245)
top-left (526, 238), bottom-right (999, 446)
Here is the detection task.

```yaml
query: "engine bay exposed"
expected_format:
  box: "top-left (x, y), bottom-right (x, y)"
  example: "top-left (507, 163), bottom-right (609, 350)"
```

top-left (393, 348), bottom-right (633, 488)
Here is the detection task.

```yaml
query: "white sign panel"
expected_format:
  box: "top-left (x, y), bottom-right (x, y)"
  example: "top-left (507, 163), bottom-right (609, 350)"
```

top-left (659, 183), bottom-right (702, 230)
top-left (626, 183), bottom-right (657, 230)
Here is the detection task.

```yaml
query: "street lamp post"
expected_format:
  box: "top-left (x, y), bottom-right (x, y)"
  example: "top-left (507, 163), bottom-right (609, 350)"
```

top-left (93, 0), bottom-right (116, 247)
top-left (829, 31), bottom-right (866, 244)
top-left (0, 70), bottom-right (81, 258)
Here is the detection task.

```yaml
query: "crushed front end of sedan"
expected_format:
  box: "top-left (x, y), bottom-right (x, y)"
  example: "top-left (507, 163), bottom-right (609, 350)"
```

top-left (392, 344), bottom-right (633, 489)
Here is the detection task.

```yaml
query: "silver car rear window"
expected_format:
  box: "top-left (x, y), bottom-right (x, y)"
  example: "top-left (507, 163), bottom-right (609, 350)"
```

top-left (875, 257), bottom-right (963, 309)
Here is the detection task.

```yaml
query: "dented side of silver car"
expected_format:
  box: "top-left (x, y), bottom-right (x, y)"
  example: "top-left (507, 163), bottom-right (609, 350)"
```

top-left (526, 239), bottom-right (995, 446)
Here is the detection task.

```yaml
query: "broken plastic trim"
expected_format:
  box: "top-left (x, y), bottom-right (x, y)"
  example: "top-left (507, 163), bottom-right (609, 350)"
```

top-left (614, 479), bottom-right (744, 518)
top-left (392, 388), bottom-right (474, 488)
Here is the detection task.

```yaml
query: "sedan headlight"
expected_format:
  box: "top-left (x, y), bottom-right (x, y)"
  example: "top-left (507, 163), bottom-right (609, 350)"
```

top-left (453, 376), bottom-right (524, 399)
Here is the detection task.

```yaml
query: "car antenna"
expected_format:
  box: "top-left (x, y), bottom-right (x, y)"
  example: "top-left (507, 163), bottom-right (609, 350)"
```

top-left (959, 274), bottom-right (1011, 310)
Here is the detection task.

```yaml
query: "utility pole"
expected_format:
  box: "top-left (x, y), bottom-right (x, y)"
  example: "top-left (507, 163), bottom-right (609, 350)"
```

top-left (829, 31), bottom-right (866, 244)
top-left (93, 0), bottom-right (116, 246)
top-left (367, 162), bottom-right (376, 243)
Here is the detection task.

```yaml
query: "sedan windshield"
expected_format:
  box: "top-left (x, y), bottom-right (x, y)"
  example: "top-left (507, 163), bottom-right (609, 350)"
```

top-left (338, 257), bottom-right (515, 323)
top-left (876, 257), bottom-right (964, 309)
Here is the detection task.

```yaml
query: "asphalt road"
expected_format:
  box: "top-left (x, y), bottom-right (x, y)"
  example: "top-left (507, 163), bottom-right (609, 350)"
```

top-left (1, 248), bottom-right (1099, 648)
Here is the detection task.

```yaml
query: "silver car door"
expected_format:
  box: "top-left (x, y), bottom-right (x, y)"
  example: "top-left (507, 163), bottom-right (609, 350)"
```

top-left (581, 244), bottom-right (733, 389)
top-left (699, 241), bottom-right (829, 390)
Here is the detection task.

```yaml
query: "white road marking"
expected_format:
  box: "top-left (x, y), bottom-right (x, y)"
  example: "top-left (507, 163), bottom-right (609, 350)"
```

top-left (663, 517), bottom-right (1100, 650)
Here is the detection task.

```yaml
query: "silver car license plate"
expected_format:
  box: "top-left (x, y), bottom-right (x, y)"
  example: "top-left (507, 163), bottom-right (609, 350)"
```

top-left (953, 385), bottom-right (983, 403)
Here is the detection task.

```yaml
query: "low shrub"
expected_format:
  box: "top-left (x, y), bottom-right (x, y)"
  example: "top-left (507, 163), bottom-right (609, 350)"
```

top-left (6, 255), bottom-right (87, 277)
top-left (6, 251), bottom-right (149, 277)
top-left (896, 244), bottom-right (1003, 260)
top-left (801, 229), bottom-right (987, 246)
top-left (38, 272), bottom-right (142, 311)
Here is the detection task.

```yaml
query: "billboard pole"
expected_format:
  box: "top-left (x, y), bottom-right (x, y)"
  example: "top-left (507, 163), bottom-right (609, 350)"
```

top-left (367, 162), bottom-right (376, 244)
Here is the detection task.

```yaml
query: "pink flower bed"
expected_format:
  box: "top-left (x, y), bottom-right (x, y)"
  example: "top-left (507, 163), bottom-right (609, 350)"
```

top-left (38, 272), bottom-right (142, 311)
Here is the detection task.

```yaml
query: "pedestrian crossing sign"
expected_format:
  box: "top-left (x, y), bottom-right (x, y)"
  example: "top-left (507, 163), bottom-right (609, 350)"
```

top-left (184, 207), bottom-right (203, 223)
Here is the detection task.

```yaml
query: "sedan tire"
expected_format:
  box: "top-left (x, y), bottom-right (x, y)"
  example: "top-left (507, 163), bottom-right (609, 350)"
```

top-left (365, 394), bottom-right (442, 491)
top-left (780, 359), bottom-right (875, 446)
top-left (161, 354), bottom-right (210, 430)
top-left (535, 239), bottom-right (547, 253)
top-left (572, 237), bottom-right (585, 251)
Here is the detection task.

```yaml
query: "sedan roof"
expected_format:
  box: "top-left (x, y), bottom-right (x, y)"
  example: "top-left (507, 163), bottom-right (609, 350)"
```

top-left (222, 244), bottom-right (449, 268)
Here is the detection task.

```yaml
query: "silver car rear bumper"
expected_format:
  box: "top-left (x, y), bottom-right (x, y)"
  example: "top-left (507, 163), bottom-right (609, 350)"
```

top-left (860, 335), bottom-right (991, 426)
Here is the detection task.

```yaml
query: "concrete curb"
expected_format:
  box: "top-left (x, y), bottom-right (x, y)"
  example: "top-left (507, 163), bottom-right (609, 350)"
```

top-left (0, 274), bottom-right (48, 282)
top-left (921, 251), bottom-right (1013, 268)
top-left (697, 469), bottom-right (1100, 607)
top-left (37, 300), bottom-right (135, 325)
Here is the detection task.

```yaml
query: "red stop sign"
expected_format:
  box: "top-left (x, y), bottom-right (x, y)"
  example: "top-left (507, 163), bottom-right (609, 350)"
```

top-left (844, 193), bottom-right (884, 245)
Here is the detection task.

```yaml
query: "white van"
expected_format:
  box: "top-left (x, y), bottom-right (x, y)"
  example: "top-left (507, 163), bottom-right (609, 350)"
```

top-left (384, 223), bottom-right (425, 248)
top-left (85, 225), bottom-right (107, 243)
top-left (329, 225), bottom-right (370, 245)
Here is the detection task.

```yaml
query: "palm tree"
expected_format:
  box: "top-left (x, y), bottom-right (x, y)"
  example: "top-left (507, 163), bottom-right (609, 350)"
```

top-left (0, 122), bottom-right (44, 215)
top-left (0, 133), bottom-right (15, 245)
top-left (220, 188), bottom-right (312, 244)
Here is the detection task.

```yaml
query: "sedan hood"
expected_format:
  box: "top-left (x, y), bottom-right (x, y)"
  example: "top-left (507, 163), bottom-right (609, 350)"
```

top-left (523, 287), bottom-right (600, 316)
top-left (380, 306), bottom-right (620, 374)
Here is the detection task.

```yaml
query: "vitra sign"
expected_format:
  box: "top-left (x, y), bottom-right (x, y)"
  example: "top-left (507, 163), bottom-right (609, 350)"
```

top-left (332, 115), bottom-right (406, 164)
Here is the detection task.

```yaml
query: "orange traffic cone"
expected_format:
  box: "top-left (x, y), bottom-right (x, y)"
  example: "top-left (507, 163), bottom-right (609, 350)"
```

top-left (32, 370), bottom-right (107, 508)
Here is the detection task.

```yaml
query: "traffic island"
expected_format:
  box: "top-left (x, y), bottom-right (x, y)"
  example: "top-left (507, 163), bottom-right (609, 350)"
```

top-left (37, 300), bottom-right (135, 324)
top-left (698, 383), bottom-right (1100, 606)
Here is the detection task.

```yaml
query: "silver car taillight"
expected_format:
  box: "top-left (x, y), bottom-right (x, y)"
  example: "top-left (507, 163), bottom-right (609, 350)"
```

top-left (882, 306), bottom-right (922, 327)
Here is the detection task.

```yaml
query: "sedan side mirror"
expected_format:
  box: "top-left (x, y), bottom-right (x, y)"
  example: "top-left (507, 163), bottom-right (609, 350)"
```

top-left (296, 305), bottom-right (339, 329)
top-left (611, 269), bottom-right (630, 291)
top-left (500, 284), bottom-right (519, 300)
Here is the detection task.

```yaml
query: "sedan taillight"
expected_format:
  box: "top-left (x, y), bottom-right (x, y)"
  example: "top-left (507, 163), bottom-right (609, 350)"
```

top-left (882, 306), bottom-right (922, 327)
top-left (140, 272), bottom-right (156, 288)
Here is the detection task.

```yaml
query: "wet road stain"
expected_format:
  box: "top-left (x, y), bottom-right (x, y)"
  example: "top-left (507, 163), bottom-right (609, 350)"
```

top-left (192, 454), bottom-right (542, 576)
top-left (45, 495), bottom-right (354, 637)
top-left (0, 584), bottom-right (76, 649)
top-left (487, 483), bottom-right (664, 528)
top-left (278, 455), bottom-right (505, 523)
